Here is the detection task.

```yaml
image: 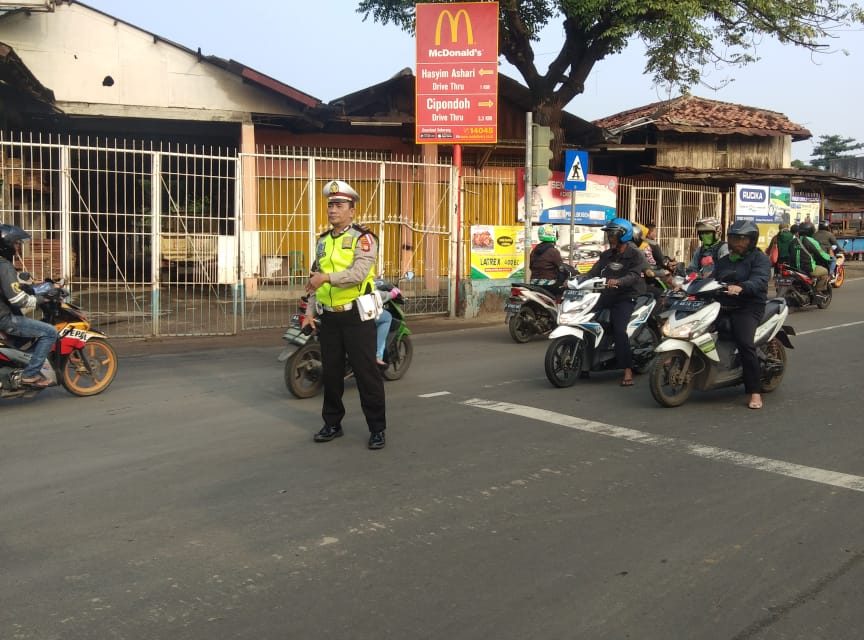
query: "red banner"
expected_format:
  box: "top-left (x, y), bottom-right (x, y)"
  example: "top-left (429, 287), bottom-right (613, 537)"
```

top-left (415, 2), bottom-right (498, 145)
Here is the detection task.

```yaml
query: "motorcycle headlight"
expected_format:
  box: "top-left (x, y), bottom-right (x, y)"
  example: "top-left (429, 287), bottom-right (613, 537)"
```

top-left (662, 319), bottom-right (704, 339)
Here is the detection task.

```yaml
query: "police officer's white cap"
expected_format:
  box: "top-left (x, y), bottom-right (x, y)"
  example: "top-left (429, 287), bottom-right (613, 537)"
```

top-left (324, 180), bottom-right (359, 203)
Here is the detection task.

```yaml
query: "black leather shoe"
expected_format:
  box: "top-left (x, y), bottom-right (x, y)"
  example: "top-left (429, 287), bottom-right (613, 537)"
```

top-left (367, 431), bottom-right (386, 450)
top-left (313, 425), bottom-right (343, 442)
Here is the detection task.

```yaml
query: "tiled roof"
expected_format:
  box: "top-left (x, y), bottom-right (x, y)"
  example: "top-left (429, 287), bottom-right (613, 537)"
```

top-left (594, 95), bottom-right (811, 140)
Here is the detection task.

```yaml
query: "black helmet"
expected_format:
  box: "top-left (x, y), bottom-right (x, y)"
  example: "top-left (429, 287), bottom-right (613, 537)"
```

top-left (818, 220), bottom-right (830, 231)
top-left (0, 223), bottom-right (30, 261)
top-left (798, 221), bottom-right (815, 237)
top-left (727, 219), bottom-right (759, 251)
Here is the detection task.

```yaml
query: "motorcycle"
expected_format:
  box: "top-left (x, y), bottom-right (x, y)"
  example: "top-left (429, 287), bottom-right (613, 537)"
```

top-left (830, 248), bottom-right (846, 288)
top-left (544, 277), bottom-right (661, 387)
top-left (279, 279), bottom-right (413, 399)
top-left (648, 276), bottom-right (795, 408)
top-left (774, 263), bottom-right (831, 310)
top-left (506, 264), bottom-right (578, 343)
top-left (0, 280), bottom-right (118, 399)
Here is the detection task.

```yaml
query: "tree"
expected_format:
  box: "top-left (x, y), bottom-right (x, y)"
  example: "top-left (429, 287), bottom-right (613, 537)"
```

top-left (809, 134), bottom-right (864, 169)
top-left (357, 0), bottom-right (864, 158)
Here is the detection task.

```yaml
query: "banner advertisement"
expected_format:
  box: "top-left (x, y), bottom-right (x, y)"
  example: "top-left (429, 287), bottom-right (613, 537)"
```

top-left (517, 170), bottom-right (618, 224)
top-left (469, 224), bottom-right (608, 278)
top-left (790, 193), bottom-right (821, 224)
top-left (469, 225), bottom-right (525, 279)
top-left (734, 184), bottom-right (801, 223)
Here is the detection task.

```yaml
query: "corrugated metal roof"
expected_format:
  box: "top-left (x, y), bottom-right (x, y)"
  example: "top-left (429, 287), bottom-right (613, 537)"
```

top-left (594, 95), bottom-right (811, 141)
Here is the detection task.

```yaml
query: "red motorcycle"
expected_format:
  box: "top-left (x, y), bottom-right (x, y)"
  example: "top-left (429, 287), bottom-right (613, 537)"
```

top-left (0, 281), bottom-right (118, 399)
top-left (774, 264), bottom-right (831, 310)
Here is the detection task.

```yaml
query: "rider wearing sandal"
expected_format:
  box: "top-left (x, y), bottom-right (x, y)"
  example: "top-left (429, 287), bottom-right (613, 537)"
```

top-left (714, 219), bottom-right (771, 410)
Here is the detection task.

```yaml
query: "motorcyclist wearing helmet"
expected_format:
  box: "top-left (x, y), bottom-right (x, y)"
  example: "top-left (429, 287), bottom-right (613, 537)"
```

top-left (813, 220), bottom-right (838, 276)
top-left (581, 217), bottom-right (648, 387)
top-left (715, 219), bottom-right (771, 410)
top-left (529, 223), bottom-right (572, 295)
top-left (0, 224), bottom-right (59, 388)
top-left (766, 223), bottom-right (795, 273)
top-left (687, 217), bottom-right (729, 276)
top-left (790, 221), bottom-right (831, 291)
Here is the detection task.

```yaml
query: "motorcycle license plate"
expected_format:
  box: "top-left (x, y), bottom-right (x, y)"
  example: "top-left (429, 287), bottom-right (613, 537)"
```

top-left (563, 289), bottom-right (584, 301)
top-left (671, 299), bottom-right (705, 312)
top-left (504, 302), bottom-right (522, 314)
top-left (775, 277), bottom-right (793, 286)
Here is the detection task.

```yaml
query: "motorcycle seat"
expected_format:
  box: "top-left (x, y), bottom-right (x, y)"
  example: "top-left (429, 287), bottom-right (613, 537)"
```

top-left (515, 282), bottom-right (558, 297)
top-left (761, 298), bottom-right (785, 323)
top-left (634, 293), bottom-right (654, 310)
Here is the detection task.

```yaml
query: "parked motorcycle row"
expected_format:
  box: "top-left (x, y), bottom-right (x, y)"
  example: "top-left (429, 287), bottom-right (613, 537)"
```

top-left (505, 261), bottom-right (802, 408)
top-left (0, 279), bottom-right (118, 401)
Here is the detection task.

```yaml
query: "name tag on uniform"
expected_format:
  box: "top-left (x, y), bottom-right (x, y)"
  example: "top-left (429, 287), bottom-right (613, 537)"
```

top-left (342, 236), bottom-right (354, 250)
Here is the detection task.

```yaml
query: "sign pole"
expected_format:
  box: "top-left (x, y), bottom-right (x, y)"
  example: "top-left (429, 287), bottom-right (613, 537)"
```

top-left (524, 111), bottom-right (533, 282)
top-left (569, 190), bottom-right (576, 268)
top-left (454, 143), bottom-right (462, 314)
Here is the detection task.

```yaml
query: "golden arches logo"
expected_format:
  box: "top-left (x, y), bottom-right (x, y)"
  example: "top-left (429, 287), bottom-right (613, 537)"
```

top-left (434, 9), bottom-right (475, 45)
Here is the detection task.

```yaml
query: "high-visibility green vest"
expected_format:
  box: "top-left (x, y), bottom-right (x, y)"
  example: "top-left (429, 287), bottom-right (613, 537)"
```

top-left (316, 226), bottom-right (375, 307)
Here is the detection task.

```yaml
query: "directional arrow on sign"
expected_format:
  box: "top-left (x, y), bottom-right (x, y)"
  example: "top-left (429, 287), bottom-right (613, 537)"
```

top-left (479, 69), bottom-right (495, 76)
top-left (478, 100), bottom-right (495, 108)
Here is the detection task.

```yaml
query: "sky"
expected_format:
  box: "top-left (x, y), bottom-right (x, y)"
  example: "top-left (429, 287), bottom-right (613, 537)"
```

top-left (80, 0), bottom-right (864, 162)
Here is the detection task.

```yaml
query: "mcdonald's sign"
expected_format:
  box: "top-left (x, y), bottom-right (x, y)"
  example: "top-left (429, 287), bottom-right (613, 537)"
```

top-left (434, 9), bottom-right (475, 46)
top-left (416, 2), bottom-right (499, 145)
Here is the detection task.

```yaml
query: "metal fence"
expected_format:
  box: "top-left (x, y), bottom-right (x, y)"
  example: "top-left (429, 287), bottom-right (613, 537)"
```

top-left (1, 135), bottom-right (456, 337)
top-left (2, 133), bottom-right (240, 337)
top-left (618, 177), bottom-right (722, 263)
top-left (2, 133), bottom-right (727, 337)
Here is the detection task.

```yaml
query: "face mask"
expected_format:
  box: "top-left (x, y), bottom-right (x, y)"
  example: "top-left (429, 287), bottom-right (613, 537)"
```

top-left (729, 253), bottom-right (743, 262)
top-left (699, 232), bottom-right (715, 246)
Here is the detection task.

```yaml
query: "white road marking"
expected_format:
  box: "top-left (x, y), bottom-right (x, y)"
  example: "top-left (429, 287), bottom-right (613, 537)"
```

top-left (796, 320), bottom-right (864, 336)
top-left (419, 391), bottom-right (451, 398)
top-left (462, 398), bottom-right (864, 493)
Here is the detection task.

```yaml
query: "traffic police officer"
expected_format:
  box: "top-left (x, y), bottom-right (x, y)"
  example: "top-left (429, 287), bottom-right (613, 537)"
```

top-left (304, 180), bottom-right (387, 450)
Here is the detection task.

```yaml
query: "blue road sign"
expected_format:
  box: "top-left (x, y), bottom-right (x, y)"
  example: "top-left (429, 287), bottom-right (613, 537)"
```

top-left (563, 150), bottom-right (588, 191)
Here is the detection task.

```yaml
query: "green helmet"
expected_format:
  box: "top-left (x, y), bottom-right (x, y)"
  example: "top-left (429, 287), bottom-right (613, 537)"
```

top-left (537, 224), bottom-right (557, 243)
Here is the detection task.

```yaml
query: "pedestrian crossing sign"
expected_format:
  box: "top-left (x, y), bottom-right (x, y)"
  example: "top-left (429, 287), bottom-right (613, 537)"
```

top-left (564, 150), bottom-right (588, 191)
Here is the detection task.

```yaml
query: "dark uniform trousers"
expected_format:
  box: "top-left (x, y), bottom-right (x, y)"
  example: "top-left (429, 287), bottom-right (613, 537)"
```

top-left (597, 296), bottom-right (636, 369)
top-left (726, 304), bottom-right (765, 394)
top-left (319, 308), bottom-right (386, 433)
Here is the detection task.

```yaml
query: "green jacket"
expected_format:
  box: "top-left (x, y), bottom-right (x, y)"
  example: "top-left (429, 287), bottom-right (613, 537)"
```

top-left (790, 236), bottom-right (831, 274)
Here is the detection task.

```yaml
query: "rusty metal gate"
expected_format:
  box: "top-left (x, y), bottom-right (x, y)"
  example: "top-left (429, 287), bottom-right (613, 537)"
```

top-left (240, 147), bottom-right (456, 330)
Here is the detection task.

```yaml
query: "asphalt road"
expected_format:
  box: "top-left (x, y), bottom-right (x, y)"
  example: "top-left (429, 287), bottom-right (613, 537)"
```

top-left (3, 276), bottom-right (864, 639)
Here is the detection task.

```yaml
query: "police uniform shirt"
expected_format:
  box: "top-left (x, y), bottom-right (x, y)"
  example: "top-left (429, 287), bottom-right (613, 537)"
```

top-left (308, 224), bottom-right (378, 309)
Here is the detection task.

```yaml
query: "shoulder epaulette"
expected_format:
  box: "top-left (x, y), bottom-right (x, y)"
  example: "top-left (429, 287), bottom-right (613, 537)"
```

top-left (352, 223), bottom-right (377, 239)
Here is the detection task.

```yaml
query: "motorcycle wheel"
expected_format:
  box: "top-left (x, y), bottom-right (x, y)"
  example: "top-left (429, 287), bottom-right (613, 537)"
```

top-left (284, 342), bottom-right (324, 398)
top-left (832, 265), bottom-right (845, 288)
top-left (544, 336), bottom-right (583, 388)
top-left (382, 335), bottom-right (413, 381)
top-left (759, 337), bottom-right (787, 393)
top-left (648, 351), bottom-right (693, 407)
top-left (508, 306), bottom-right (537, 343)
top-left (630, 323), bottom-right (661, 374)
top-left (60, 338), bottom-right (118, 397)
top-left (816, 285), bottom-right (832, 309)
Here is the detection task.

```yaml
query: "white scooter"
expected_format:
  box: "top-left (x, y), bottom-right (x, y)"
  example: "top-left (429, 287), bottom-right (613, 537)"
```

top-left (648, 276), bottom-right (795, 407)
top-left (544, 276), bottom-right (661, 387)
top-left (505, 282), bottom-right (561, 343)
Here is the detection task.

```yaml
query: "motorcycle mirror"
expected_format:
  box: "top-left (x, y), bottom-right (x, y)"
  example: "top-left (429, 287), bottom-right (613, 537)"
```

top-left (404, 271), bottom-right (415, 281)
